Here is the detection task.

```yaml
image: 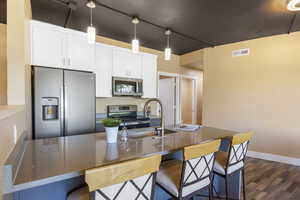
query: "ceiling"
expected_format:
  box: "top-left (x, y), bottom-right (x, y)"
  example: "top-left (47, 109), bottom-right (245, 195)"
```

top-left (1, 0), bottom-right (300, 54)
top-left (0, 0), bottom-right (6, 24)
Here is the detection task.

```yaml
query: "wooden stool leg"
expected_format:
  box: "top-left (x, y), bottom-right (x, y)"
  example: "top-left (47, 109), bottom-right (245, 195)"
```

top-left (209, 185), bottom-right (212, 200)
top-left (242, 168), bottom-right (246, 200)
top-left (225, 174), bottom-right (229, 200)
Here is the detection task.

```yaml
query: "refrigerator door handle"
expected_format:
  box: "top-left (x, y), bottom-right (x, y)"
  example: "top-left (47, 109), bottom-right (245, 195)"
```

top-left (60, 86), bottom-right (64, 136)
top-left (64, 86), bottom-right (68, 136)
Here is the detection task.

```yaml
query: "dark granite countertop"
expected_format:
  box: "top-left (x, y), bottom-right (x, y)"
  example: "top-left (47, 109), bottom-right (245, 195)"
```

top-left (3, 126), bottom-right (238, 193)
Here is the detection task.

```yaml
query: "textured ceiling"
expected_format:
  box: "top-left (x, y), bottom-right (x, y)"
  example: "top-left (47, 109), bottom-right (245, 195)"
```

top-left (1, 0), bottom-right (300, 54)
top-left (0, 0), bottom-right (6, 24)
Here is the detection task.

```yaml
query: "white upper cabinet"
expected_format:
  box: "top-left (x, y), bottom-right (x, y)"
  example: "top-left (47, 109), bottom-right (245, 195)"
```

top-left (31, 20), bottom-right (95, 71)
top-left (31, 20), bottom-right (158, 98)
top-left (113, 48), bottom-right (142, 79)
top-left (66, 29), bottom-right (95, 71)
top-left (95, 43), bottom-right (113, 97)
top-left (142, 53), bottom-right (157, 98)
top-left (31, 21), bottom-right (66, 68)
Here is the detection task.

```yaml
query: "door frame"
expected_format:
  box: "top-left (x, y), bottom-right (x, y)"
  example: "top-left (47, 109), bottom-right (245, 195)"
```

top-left (179, 74), bottom-right (198, 124)
top-left (157, 71), bottom-right (181, 125)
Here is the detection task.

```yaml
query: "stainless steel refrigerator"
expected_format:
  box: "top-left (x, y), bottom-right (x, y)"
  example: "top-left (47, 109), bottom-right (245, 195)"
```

top-left (32, 66), bottom-right (96, 139)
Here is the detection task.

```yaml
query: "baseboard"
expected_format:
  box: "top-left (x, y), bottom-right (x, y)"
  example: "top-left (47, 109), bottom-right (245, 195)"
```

top-left (247, 151), bottom-right (300, 166)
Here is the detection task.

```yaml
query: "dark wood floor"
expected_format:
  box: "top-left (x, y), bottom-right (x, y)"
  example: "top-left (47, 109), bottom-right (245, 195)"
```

top-left (244, 157), bottom-right (300, 200)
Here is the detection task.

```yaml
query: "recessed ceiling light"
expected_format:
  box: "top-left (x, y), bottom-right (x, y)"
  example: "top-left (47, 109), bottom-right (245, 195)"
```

top-left (287, 0), bottom-right (300, 11)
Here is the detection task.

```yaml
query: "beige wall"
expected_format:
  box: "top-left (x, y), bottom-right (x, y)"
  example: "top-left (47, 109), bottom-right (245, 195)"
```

top-left (180, 78), bottom-right (193, 124)
top-left (203, 32), bottom-right (300, 158)
top-left (180, 68), bottom-right (203, 124)
top-left (180, 49), bottom-right (204, 70)
top-left (0, 24), bottom-right (7, 105)
top-left (7, 0), bottom-right (31, 105)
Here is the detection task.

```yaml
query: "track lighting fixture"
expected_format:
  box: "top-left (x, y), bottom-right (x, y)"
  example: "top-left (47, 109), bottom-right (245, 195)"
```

top-left (132, 17), bottom-right (140, 53)
top-left (86, 0), bottom-right (96, 44)
top-left (164, 29), bottom-right (172, 61)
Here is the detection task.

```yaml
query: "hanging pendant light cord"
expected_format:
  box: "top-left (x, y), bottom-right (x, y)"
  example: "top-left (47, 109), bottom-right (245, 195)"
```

top-left (90, 7), bottom-right (93, 26)
top-left (167, 34), bottom-right (170, 48)
top-left (134, 23), bottom-right (137, 39)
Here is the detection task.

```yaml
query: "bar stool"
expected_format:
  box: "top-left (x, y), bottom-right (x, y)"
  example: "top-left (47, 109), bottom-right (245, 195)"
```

top-left (213, 132), bottom-right (253, 200)
top-left (67, 154), bottom-right (161, 200)
top-left (156, 139), bottom-right (221, 200)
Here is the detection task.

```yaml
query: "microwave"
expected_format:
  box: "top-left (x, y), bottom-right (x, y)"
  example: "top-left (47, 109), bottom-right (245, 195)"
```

top-left (112, 77), bottom-right (143, 97)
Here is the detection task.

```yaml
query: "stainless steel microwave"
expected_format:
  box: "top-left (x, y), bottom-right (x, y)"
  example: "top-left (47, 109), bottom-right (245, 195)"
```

top-left (112, 77), bottom-right (143, 97)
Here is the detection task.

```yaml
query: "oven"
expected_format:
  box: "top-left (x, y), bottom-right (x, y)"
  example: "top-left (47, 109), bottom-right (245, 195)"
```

top-left (107, 105), bottom-right (150, 130)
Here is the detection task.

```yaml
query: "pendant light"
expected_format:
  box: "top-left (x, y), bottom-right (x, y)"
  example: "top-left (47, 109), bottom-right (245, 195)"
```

top-left (131, 17), bottom-right (140, 53)
top-left (164, 29), bottom-right (172, 61)
top-left (287, 0), bottom-right (300, 11)
top-left (86, 0), bottom-right (96, 44)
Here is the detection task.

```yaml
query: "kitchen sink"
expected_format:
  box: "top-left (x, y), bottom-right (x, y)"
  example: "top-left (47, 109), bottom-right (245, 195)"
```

top-left (127, 128), bottom-right (176, 138)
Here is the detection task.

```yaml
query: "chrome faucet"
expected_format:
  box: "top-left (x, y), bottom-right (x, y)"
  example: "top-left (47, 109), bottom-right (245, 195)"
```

top-left (144, 98), bottom-right (165, 137)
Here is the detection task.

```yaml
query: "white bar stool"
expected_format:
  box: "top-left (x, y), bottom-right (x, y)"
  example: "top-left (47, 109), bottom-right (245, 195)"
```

top-left (213, 131), bottom-right (253, 200)
top-left (156, 139), bottom-right (221, 200)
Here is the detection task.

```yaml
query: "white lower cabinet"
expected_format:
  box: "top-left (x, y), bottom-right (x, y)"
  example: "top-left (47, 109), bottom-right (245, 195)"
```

top-left (95, 43), bottom-right (113, 97)
top-left (142, 53), bottom-right (158, 98)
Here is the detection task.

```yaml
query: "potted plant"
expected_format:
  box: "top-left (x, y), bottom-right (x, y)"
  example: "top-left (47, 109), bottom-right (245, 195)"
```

top-left (102, 118), bottom-right (122, 143)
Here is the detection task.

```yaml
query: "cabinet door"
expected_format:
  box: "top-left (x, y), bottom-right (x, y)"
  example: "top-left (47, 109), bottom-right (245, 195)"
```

top-left (31, 21), bottom-right (66, 68)
top-left (142, 53), bottom-right (157, 98)
top-left (66, 30), bottom-right (95, 71)
top-left (130, 53), bottom-right (142, 78)
top-left (113, 48), bottom-right (142, 78)
top-left (95, 44), bottom-right (113, 97)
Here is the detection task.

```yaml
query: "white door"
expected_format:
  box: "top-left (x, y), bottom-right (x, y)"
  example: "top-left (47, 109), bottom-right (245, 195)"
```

top-left (142, 54), bottom-right (157, 98)
top-left (159, 78), bottom-right (175, 126)
top-left (31, 21), bottom-right (66, 68)
top-left (95, 43), bottom-right (113, 97)
top-left (66, 30), bottom-right (95, 71)
top-left (113, 48), bottom-right (142, 78)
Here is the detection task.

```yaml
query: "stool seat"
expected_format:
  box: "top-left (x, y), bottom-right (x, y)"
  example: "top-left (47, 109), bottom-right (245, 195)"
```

top-left (157, 159), bottom-right (182, 197)
top-left (213, 151), bottom-right (244, 175)
top-left (67, 186), bottom-right (89, 200)
top-left (157, 159), bottom-right (211, 198)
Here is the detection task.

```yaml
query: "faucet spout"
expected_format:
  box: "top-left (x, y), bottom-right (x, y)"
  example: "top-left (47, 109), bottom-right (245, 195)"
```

top-left (144, 98), bottom-right (165, 137)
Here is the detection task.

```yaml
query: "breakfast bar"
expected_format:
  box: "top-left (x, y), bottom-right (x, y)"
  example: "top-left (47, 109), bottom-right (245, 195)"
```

top-left (3, 126), bottom-right (242, 200)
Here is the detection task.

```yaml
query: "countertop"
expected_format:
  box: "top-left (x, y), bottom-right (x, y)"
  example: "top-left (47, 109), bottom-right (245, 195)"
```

top-left (3, 126), bottom-right (239, 193)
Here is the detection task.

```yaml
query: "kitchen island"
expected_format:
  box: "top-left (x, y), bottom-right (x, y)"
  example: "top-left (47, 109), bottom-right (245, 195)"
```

top-left (3, 126), bottom-right (241, 200)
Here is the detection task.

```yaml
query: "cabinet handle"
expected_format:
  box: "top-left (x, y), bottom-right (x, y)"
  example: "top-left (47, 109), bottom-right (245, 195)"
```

top-left (68, 58), bottom-right (71, 66)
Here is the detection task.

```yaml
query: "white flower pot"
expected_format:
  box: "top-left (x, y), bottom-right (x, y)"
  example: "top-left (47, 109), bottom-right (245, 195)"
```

top-left (105, 126), bottom-right (119, 143)
top-left (105, 143), bottom-right (119, 161)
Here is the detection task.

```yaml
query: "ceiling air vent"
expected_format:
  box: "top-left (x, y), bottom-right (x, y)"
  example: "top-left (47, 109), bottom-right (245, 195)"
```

top-left (232, 48), bottom-right (250, 57)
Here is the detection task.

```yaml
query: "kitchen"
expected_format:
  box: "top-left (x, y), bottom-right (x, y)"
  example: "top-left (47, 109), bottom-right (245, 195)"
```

top-left (2, 0), bottom-right (300, 200)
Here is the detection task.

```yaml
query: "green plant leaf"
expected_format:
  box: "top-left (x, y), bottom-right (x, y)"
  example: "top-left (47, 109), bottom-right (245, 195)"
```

top-left (102, 118), bottom-right (121, 127)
